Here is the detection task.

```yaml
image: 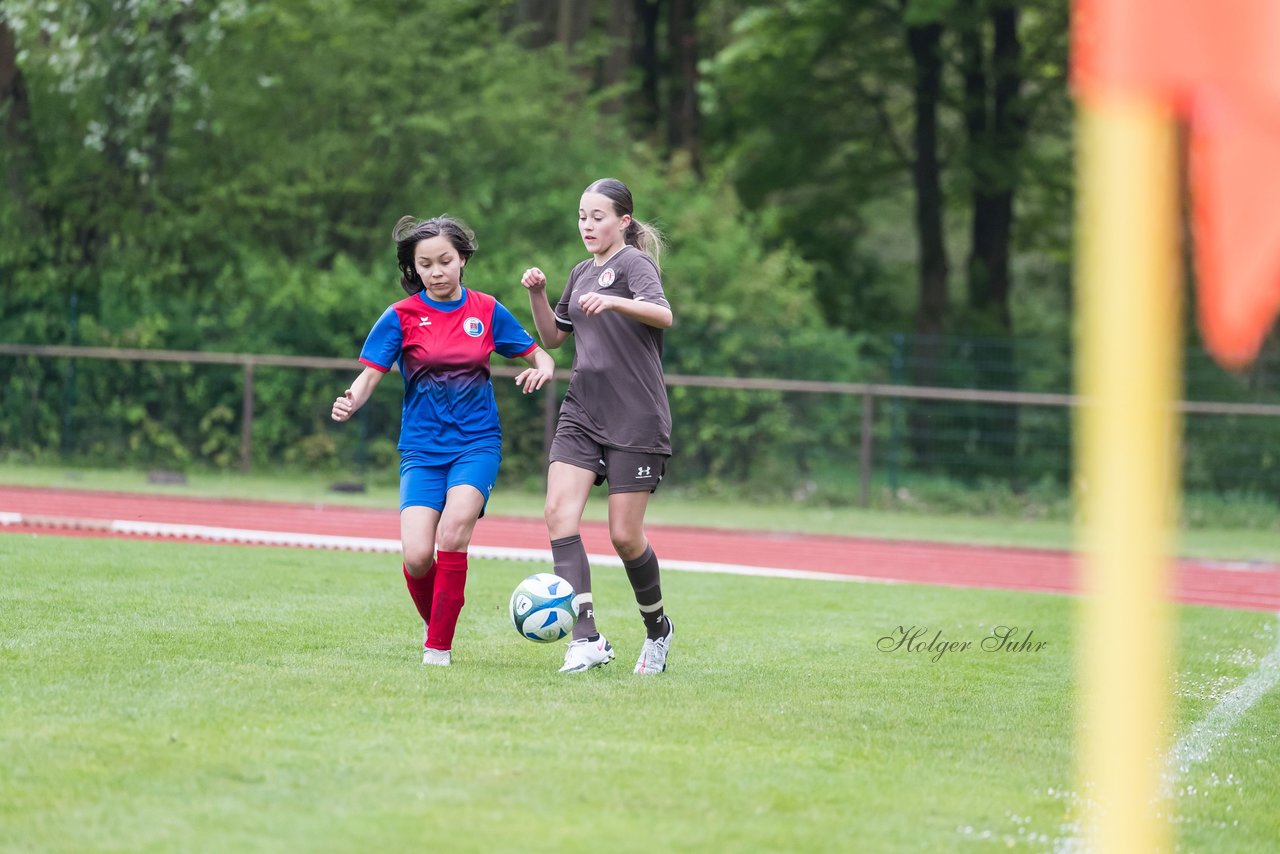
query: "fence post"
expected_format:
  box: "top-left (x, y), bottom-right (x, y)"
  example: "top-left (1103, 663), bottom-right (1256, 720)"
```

top-left (860, 392), bottom-right (874, 507)
top-left (889, 333), bottom-right (905, 493)
top-left (240, 360), bottom-right (255, 472)
top-left (60, 292), bottom-right (80, 454)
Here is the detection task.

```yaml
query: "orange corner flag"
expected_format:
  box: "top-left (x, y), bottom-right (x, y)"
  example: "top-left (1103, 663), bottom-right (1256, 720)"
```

top-left (1074, 0), bottom-right (1280, 369)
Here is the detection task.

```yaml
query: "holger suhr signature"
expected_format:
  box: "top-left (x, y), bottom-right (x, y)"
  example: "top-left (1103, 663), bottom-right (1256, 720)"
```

top-left (877, 625), bottom-right (1049, 663)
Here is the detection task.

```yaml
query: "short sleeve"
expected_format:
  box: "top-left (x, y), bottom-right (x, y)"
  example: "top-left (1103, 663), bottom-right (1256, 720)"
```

top-left (626, 253), bottom-right (669, 307)
top-left (491, 300), bottom-right (537, 359)
top-left (554, 273), bottom-right (575, 333)
top-left (358, 306), bottom-right (403, 371)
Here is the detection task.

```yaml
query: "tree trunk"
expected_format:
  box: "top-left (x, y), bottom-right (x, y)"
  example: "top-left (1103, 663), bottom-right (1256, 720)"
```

top-left (633, 0), bottom-right (662, 135)
top-left (509, 0), bottom-right (561, 49)
top-left (962, 4), bottom-right (1028, 481)
top-left (600, 0), bottom-right (635, 114)
top-left (906, 21), bottom-right (948, 344)
top-left (141, 8), bottom-right (198, 202)
top-left (966, 4), bottom-right (1024, 332)
top-left (555, 0), bottom-right (592, 49)
top-left (666, 0), bottom-right (701, 173)
top-left (905, 18), bottom-right (949, 470)
top-left (0, 21), bottom-right (36, 222)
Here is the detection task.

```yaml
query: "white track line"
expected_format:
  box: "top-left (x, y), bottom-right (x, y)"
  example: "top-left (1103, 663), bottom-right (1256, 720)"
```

top-left (111, 520), bottom-right (403, 550)
top-left (4, 514), bottom-right (891, 585)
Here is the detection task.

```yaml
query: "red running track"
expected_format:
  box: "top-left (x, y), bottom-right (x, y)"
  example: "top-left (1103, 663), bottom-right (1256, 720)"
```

top-left (2, 485), bottom-right (1278, 612)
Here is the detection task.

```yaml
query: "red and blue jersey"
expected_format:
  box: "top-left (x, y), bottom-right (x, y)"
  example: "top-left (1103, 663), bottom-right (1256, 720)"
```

top-left (359, 288), bottom-right (537, 456)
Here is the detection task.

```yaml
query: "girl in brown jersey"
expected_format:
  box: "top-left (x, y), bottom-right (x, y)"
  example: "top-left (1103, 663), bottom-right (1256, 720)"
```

top-left (521, 178), bottom-right (675, 675)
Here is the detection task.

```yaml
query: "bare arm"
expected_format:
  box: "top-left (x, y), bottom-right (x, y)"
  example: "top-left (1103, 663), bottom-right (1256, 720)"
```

top-left (521, 267), bottom-right (570, 349)
top-left (512, 346), bottom-right (556, 394)
top-left (577, 292), bottom-right (673, 329)
top-left (331, 366), bottom-right (386, 422)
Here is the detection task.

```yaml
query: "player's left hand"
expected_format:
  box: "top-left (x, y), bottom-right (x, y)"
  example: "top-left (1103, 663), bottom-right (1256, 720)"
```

top-left (331, 389), bottom-right (355, 422)
top-left (514, 366), bottom-right (553, 394)
top-left (577, 292), bottom-right (618, 316)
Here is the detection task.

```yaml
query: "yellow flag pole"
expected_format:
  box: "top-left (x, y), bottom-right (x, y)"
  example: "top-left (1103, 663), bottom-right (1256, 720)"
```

top-left (1076, 95), bottom-right (1181, 853)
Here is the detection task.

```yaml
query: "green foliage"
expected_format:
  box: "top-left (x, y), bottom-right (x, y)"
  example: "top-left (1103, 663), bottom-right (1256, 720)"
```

top-left (903, 0), bottom-right (960, 27)
top-left (619, 168), bottom-right (872, 484)
top-left (704, 0), bottom-right (1075, 345)
top-left (3, 0), bottom-right (1273, 508)
top-left (0, 0), bottom-right (866, 490)
top-left (705, 0), bottom-right (914, 332)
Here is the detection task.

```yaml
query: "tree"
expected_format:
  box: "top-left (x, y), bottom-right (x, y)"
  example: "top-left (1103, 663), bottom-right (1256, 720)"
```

top-left (704, 0), bottom-right (1071, 340)
top-left (902, 3), bottom-right (951, 467)
top-left (702, 0), bottom-right (1074, 481)
top-left (666, 0), bottom-right (702, 172)
top-left (0, 20), bottom-right (36, 225)
top-left (503, 0), bottom-right (703, 170)
top-left (903, 4), bottom-right (948, 359)
top-left (2, 1), bottom-right (248, 318)
top-left (704, 0), bottom-right (915, 331)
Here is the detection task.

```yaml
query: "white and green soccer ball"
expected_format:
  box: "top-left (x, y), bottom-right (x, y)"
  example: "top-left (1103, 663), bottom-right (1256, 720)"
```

top-left (509, 572), bottom-right (577, 643)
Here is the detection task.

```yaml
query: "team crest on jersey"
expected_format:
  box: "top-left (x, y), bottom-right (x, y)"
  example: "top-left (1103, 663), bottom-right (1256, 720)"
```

top-left (463, 316), bottom-right (485, 337)
top-left (597, 268), bottom-right (616, 288)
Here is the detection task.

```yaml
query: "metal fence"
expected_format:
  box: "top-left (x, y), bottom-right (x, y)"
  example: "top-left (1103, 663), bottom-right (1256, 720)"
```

top-left (5, 343), bottom-right (1280, 505)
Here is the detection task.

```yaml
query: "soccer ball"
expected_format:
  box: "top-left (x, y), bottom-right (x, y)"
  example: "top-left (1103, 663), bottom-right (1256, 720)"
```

top-left (509, 572), bottom-right (577, 643)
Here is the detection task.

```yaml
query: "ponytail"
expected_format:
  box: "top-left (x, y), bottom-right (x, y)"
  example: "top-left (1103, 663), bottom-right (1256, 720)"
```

top-left (625, 219), bottom-right (666, 272)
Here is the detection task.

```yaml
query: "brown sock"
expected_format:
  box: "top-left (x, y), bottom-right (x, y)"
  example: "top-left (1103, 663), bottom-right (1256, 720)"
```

top-left (551, 534), bottom-right (596, 641)
top-left (624, 545), bottom-right (667, 641)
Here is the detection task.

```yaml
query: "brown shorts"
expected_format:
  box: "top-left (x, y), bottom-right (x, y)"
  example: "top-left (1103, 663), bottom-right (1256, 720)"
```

top-left (549, 424), bottom-right (668, 494)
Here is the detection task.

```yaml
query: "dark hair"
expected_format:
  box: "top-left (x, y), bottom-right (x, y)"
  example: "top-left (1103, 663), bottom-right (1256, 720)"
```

top-left (583, 178), bottom-right (666, 271)
top-left (392, 215), bottom-right (477, 296)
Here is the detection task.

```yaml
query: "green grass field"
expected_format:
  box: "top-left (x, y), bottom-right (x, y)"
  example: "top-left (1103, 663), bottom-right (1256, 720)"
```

top-left (2, 535), bottom-right (1277, 852)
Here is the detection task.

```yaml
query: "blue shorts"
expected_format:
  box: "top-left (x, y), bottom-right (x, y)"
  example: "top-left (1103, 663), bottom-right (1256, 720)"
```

top-left (399, 446), bottom-right (502, 514)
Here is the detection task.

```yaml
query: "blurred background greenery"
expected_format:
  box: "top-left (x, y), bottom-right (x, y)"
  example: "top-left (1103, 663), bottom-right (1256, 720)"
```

top-left (3, 0), bottom-right (1279, 522)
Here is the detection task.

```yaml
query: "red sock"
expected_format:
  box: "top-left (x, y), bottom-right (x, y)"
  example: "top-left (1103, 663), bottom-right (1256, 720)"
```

top-left (425, 551), bottom-right (468, 651)
top-left (404, 562), bottom-right (436, 641)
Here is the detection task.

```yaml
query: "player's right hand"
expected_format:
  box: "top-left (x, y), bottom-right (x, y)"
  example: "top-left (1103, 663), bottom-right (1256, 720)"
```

top-left (331, 389), bottom-right (355, 422)
top-left (521, 267), bottom-right (547, 293)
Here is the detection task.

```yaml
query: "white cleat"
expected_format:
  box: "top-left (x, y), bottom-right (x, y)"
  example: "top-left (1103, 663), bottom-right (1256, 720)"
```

top-left (634, 618), bottom-right (673, 675)
top-left (422, 647), bottom-right (452, 666)
top-left (559, 635), bottom-right (615, 673)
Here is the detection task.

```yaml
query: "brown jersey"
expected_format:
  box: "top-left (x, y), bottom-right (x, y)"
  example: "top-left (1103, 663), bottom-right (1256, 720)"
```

top-left (553, 245), bottom-right (672, 454)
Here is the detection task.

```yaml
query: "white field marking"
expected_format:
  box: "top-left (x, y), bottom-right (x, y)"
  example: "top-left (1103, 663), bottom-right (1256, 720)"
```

top-left (1164, 612), bottom-right (1280, 790)
top-left (10, 515), bottom-right (893, 585)
top-left (651, 557), bottom-right (896, 585)
top-left (1049, 613), bottom-right (1280, 852)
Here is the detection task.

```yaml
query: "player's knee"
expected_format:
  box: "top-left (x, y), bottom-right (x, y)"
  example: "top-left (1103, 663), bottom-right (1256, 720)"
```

top-left (403, 546), bottom-right (435, 577)
top-left (609, 526), bottom-right (644, 560)
top-left (435, 522), bottom-right (472, 553)
top-left (544, 497), bottom-right (577, 537)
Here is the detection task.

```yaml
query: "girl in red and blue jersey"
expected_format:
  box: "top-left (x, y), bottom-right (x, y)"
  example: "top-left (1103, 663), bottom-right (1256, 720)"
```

top-left (332, 215), bottom-right (555, 667)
